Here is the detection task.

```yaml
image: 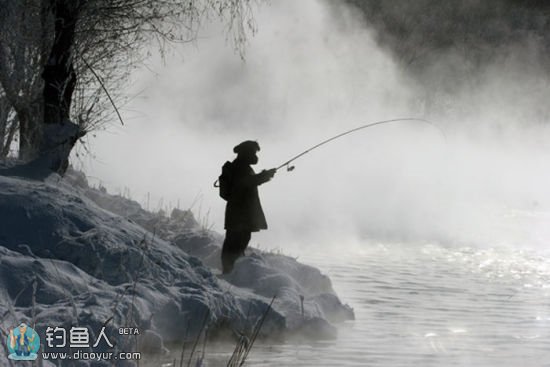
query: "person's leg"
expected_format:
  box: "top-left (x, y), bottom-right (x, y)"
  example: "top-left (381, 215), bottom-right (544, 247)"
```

top-left (238, 231), bottom-right (251, 256)
top-left (222, 230), bottom-right (240, 274)
top-left (222, 231), bottom-right (252, 273)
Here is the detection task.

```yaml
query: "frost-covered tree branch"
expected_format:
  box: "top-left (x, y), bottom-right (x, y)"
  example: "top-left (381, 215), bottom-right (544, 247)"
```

top-left (0, 0), bottom-right (259, 175)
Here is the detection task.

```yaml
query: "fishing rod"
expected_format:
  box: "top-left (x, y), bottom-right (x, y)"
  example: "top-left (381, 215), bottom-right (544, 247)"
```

top-left (275, 117), bottom-right (445, 172)
top-left (214, 117), bottom-right (443, 188)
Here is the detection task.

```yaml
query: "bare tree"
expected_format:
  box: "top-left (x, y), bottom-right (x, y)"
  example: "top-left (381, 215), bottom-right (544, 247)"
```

top-left (0, 0), bottom-right (257, 176)
top-left (0, 0), bottom-right (49, 162)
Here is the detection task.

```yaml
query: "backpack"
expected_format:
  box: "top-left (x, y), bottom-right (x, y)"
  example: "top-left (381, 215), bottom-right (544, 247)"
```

top-left (217, 161), bottom-right (234, 200)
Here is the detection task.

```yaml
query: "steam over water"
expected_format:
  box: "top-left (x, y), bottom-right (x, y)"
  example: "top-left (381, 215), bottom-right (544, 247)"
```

top-left (82, 0), bottom-right (550, 251)
top-left (83, 0), bottom-right (550, 365)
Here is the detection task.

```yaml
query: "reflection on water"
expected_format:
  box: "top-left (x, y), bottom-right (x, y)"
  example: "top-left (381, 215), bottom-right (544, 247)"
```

top-left (148, 243), bottom-right (550, 366)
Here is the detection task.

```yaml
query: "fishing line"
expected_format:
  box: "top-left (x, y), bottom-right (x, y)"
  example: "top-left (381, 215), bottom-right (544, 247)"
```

top-left (276, 117), bottom-right (445, 172)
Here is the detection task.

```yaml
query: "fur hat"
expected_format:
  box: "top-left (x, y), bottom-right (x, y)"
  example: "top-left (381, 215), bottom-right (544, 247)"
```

top-left (233, 140), bottom-right (260, 155)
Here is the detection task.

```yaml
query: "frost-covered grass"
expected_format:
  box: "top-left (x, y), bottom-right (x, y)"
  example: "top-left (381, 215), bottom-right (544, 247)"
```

top-left (0, 168), bottom-right (353, 366)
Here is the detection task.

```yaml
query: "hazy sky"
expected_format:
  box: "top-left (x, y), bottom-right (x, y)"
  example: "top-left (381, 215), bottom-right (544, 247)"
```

top-left (77, 0), bottom-right (550, 254)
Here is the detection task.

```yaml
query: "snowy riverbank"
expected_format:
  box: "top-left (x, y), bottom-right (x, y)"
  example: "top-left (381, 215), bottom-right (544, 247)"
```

top-left (0, 168), bottom-right (353, 365)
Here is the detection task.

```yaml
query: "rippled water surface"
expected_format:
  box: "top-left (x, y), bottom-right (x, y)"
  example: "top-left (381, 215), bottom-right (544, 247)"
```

top-left (152, 243), bottom-right (550, 366)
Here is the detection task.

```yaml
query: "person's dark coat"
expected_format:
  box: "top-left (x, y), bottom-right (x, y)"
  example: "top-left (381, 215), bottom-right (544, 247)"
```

top-left (224, 159), bottom-right (271, 232)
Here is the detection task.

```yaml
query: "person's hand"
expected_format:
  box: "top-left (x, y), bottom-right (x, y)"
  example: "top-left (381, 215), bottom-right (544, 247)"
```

top-left (260, 168), bottom-right (276, 181)
top-left (266, 168), bottom-right (277, 178)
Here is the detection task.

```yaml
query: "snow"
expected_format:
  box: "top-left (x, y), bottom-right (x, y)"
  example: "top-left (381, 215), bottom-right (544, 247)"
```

top-left (0, 168), bottom-right (353, 365)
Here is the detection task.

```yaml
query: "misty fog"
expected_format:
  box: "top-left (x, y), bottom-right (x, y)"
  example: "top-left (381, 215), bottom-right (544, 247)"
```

top-left (77, 0), bottom-right (550, 254)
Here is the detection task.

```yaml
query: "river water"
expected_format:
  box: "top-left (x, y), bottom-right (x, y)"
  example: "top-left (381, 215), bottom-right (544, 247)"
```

top-left (192, 241), bottom-right (550, 367)
top-left (142, 199), bottom-right (550, 367)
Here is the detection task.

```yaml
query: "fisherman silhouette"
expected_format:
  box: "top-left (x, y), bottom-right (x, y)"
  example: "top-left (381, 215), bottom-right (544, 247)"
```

top-left (220, 141), bottom-right (276, 274)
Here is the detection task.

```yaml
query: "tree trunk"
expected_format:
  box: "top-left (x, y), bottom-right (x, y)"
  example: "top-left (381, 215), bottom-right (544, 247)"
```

top-left (38, 0), bottom-right (84, 174)
top-left (42, 0), bottom-right (78, 125)
top-left (17, 107), bottom-right (41, 161)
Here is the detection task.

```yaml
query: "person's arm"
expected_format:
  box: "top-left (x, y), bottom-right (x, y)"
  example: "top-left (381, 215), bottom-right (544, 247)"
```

top-left (240, 168), bottom-right (276, 187)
